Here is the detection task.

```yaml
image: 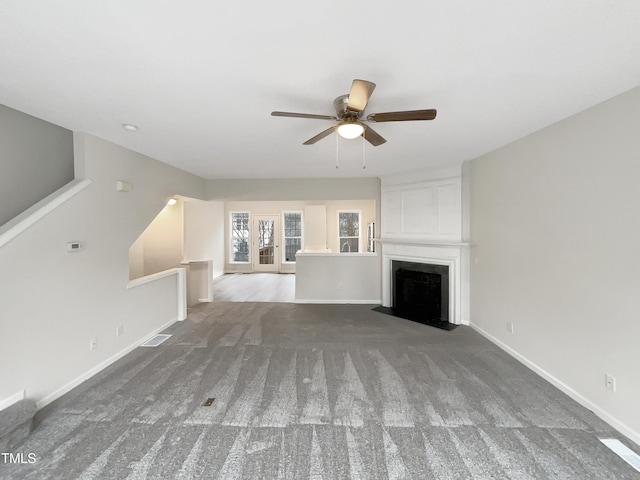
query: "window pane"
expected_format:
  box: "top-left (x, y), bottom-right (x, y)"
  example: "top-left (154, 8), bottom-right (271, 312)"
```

top-left (339, 237), bottom-right (359, 253)
top-left (284, 212), bottom-right (301, 237)
top-left (283, 212), bottom-right (302, 263)
top-left (284, 238), bottom-right (301, 262)
top-left (339, 212), bottom-right (359, 237)
top-left (233, 239), bottom-right (249, 261)
top-left (231, 213), bottom-right (249, 262)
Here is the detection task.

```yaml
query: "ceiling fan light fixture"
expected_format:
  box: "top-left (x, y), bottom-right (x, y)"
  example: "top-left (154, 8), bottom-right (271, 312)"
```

top-left (337, 121), bottom-right (365, 139)
top-left (272, 79), bottom-right (434, 147)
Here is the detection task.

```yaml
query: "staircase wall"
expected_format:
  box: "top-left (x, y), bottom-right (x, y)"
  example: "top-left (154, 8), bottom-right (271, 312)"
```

top-left (0, 104), bottom-right (74, 227)
top-left (0, 132), bottom-right (206, 409)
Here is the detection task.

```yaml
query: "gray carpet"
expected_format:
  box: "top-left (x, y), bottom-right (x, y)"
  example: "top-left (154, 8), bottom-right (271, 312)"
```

top-left (2, 302), bottom-right (639, 479)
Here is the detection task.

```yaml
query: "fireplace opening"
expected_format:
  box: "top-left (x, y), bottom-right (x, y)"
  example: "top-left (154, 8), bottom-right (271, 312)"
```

top-left (373, 260), bottom-right (455, 330)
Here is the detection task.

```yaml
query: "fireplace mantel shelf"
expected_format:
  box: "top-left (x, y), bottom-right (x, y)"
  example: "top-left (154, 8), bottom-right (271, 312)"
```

top-left (376, 238), bottom-right (470, 247)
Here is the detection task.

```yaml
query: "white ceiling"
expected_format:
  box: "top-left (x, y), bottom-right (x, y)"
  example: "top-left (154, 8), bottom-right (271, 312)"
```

top-left (2, 1), bottom-right (640, 179)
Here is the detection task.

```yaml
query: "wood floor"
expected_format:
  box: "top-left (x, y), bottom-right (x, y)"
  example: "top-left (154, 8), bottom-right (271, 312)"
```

top-left (212, 273), bottom-right (295, 303)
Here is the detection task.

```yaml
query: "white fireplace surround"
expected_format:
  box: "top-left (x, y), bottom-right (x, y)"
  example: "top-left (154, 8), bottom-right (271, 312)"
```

top-left (381, 240), bottom-right (468, 325)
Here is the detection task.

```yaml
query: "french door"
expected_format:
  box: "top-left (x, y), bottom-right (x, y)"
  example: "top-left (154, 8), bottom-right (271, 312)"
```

top-left (252, 215), bottom-right (280, 272)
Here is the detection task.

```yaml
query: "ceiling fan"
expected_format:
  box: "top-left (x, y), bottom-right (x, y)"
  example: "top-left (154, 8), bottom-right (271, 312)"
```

top-left (271, 79), bottom-right (437, 146)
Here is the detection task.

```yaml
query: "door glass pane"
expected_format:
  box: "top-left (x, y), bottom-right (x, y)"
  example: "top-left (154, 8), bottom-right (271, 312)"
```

top-left (258, 220), bottom-right (275, 264)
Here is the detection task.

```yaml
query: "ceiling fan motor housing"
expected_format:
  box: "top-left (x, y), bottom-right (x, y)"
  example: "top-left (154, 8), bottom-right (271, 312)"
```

top-left (334, 95), bottom-right (363, 119)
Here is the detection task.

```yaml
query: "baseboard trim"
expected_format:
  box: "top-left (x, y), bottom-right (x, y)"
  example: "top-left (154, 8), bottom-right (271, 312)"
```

top-left (470, 322), bottom-right (640, 447)
top-left (36, 317), bottom-right (179, 411)
top-left (295, 299), bottom-right (382, 304)
top-left (0, 390), bottom-right (26, 411)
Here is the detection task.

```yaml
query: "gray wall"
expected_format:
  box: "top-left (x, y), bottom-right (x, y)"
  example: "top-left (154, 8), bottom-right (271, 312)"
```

top-left (468, 86), bottom-right (640, 443)
top-left (0, 104), bottom-right (74, 226)
top-left (207, 177), bottom-right (381, 202)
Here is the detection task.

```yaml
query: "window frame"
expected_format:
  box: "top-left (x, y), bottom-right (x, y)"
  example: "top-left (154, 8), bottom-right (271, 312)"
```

top-left (229, 211), bottom-right (251, 264)
top-left (337, 210), bottom-right (361, 253)
top-left (282, 210), bottom-right (303, 264)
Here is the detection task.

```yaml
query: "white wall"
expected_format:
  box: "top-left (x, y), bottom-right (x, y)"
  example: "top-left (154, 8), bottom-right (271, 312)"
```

top-left (304, 205), bottom-right (327, 251)
top-left (141, 198), bottom-right (185, 276)
top-left (209, 178), bottom-right (380, 276)
top-left (183, 200), bottom-right (225, 276)
top-left (295, 253), bottom-right (381, 303)
top-left (129, 198), bottom-right (224, 302)
top-left (128, 199), bottom-right (184, 280)
top-left (0, 133), bottom-right (205, 407)
top-left (128, 235), bottom-right (145, 279)
top-left (183, 200), bottom-right (225, 306)
top-left (0, 104), bottom-right (74, 227)
top-left (468, 86), bottom-right (640, 444)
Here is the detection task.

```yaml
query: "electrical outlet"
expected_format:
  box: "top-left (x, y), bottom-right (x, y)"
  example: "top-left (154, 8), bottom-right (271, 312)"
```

top-left (89, 338), bottom-right (97, 350)
top-left (116, 325), bottom-right (124, 337)
top-left (507, 322), bottom-right (514, 333)
top-left (605, 374), bottom-right (616, 392)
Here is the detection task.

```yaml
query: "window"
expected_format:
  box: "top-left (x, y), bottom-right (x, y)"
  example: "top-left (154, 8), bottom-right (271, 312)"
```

top-left (230, 212), bottom-right (250, 262)
top-left (283, 212), bottom-right (303, 262)
top-left (338, 211), bottom-right (360, 253)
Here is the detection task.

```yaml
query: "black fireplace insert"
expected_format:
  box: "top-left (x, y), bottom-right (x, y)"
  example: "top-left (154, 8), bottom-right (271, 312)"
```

top-left (373, 260), bottom-right (456, 330)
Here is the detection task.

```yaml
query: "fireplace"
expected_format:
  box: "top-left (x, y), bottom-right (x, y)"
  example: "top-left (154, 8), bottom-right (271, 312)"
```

top-left (379, 240), bottom-right (466, 327)
top-left (392, 261), bottom-right (449, 323)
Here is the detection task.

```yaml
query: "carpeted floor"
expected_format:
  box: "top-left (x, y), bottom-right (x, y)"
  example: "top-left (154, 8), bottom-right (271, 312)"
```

top-left (2, 302), bottom-right (638, 479)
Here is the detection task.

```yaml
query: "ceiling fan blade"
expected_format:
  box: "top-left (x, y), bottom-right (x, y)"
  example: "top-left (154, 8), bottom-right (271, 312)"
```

top-left (367, 109), bottom-right (437, 122)
top-left (347, 79), bottom-right (376, 112)
top-left (272, 111), bottom-right (337, 120)
top-left (303, 126), bottom-right (335, 145)
top-left (362, 126), bottom-right (386, 146)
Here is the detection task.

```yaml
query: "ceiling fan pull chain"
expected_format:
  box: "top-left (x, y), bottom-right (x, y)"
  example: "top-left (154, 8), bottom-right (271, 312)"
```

top-left (362, 134), bottom-right (366, 169)
top-left (336, 133), bottom-right (340, 169)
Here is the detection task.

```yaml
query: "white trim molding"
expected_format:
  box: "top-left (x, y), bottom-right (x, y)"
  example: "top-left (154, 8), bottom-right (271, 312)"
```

top-left (0, 390), bottom-right (26, 411)
top-left (295, 299), bottom-right (382, 305)
top-left (0, 178), bottom-right (92, 248)
top-left (381, 240), bottom-right (468, 325)
top-left (381, 176), bottom-right (462, 243)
